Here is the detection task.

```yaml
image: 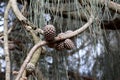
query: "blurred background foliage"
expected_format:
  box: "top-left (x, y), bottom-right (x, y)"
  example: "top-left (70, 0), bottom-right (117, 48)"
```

top-left (0, 0), bottom-right (120, 80)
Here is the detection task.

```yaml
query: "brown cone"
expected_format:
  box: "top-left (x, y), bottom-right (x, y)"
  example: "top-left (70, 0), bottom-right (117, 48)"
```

top-left (43, 25), bottom-right (56, 41)
top-left (55, 41), bottom-right (65, 51)
top-left (64, 39), bottom-right (75, 50)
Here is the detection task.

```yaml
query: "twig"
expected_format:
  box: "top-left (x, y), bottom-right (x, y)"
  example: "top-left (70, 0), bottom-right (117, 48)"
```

top-left (99, 0), bottom-right (120, 14)
top-left (15, 41), bottom-right (46, 80)
top-left (85, 0), bottom-right (120, 14)
top-left (10, 0), bottom-right (29, 27)
top-left (10, 0), bottom-right (26, 20)
top-left (21, 0), bottom-right (27, 13)
top-left (55, 15), bottom-right (94, 41)
top-left (20, 1), bottom-right (29, 80)
top-left (10, 0), bottom-right (44, 33)
top-left (107, 1), bottom-right (120, 14)
top-left (0, 0), bottom-right (27, 39)
top-left (15, 15), bottom-right (94, 80)
top-left (0, 26), bottom-right (13, 39)
top-left (4, 1), bottom-right (11, 80)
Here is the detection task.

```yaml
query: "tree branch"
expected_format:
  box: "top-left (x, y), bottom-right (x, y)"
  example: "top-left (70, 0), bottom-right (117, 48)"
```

top-left (15, 15), bottom-right (94, 80)
top-left (4, 1), bottom-right (11, 80)
top-left (26, 26), bottom-right (43, 73)
top-left (10, 0), bottom-right (26, 20)
top-left (100, 0), bottom-right (120, 14)
top-left (85, 0), bottom-right (120, 14)
top-left (10, 0), bottom-right (43, 33)
top-left (55, 15), bottom-right (94, 41)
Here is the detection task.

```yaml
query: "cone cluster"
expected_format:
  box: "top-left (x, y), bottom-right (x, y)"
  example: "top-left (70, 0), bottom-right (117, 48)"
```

top-left (54, 31), bottom-right (75, 50)
top-left (43, 25), bottom-right (75, 51)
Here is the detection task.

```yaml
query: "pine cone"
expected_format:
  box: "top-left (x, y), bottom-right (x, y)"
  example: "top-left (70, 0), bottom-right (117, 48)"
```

top-left (43, 25), bottom-right (56, 41)
top-left (55, 41), bottom-right (65, 51)
top-left (26, 63), bottom-right (35, 73)
top-left (64, 39), bottom-right (75, 50)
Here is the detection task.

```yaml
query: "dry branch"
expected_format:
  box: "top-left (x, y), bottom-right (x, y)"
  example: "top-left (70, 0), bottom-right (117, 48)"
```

top-left (10, 0), bottom-right (26, 21)
top-left (4, 1), bottom-right (11, 80)
top-left (85, 0), bottom-right (120, 14)
top-left (15, 41), bottom-right (46, 80)
top-left (45, 0), bottom-right (120, 21)
top-left (0, 26), bottom-right (13, 39)
top-left (10, 0), bottom-right (43, 32)
top-left (26, 27), bottom-right (43, 72)
top-left (45, 0), bottom-right (120, 30)
top-left (99, 0), bottom-right (120, 14)
top-left (45, 7), bottom-right (87, 21)
top-left (15, 15), bottom-right (94, 80)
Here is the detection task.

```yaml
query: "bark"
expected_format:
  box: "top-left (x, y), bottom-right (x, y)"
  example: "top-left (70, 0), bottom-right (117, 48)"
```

top-left (4, 1), bottom-right (11, 80)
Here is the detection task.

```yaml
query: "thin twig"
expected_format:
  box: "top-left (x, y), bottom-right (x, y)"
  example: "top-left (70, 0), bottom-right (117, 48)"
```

top-left (99, 0), bottom-right (120, 14)
top-left (15, 15), bottom-right (94, 80)
top-left (53, 15), bottom-right (94, 41)
top-left (21, 0), bottom-right (27, 13)
top-left (10, 0), bottom-right (44, 33)
top-left (107, 1), bottom-right (120, 14)
top-left (0, 26), bottom-right (13, 39)
top-left (0, 0), bottom-right (27, 39)
top-left (85, 0), bottom-right (120, 14)
top-left (4, 1), bottom-right (11, 80)
top-left (10, 0), bottom-right (26, 20)
top-left (20, 1), bottom-right (28, 80)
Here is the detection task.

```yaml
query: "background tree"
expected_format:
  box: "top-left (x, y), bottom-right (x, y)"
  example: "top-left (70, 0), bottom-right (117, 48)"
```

top-left (0, 0), bottom-right (120, 80)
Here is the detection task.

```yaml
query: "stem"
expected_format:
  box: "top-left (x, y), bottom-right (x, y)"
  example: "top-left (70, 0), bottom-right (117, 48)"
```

top-left (4, 1), bottom-right (11, 80)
